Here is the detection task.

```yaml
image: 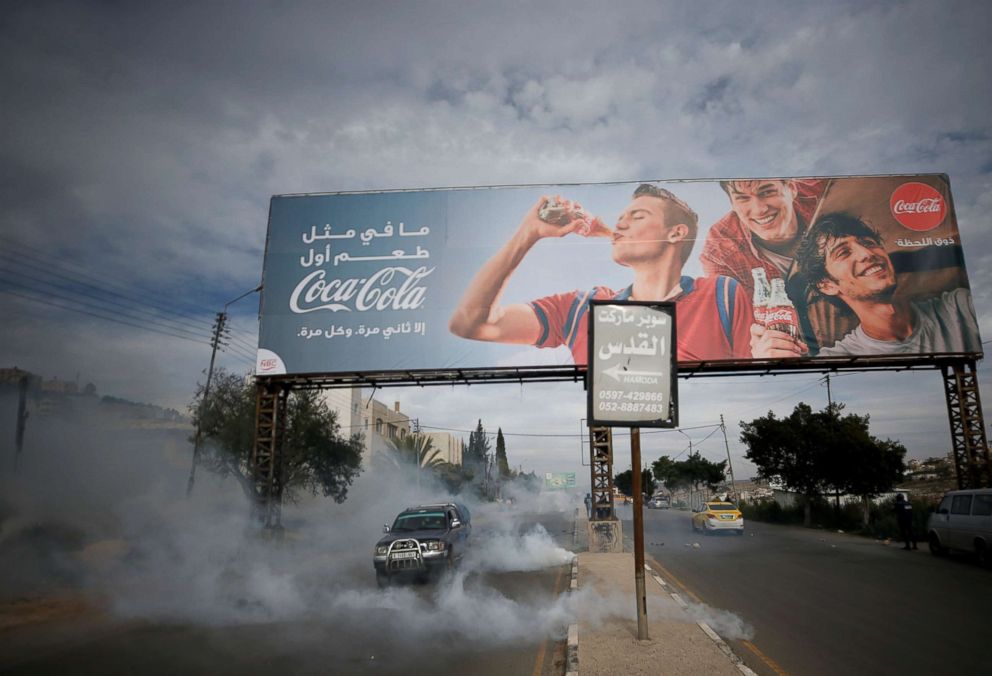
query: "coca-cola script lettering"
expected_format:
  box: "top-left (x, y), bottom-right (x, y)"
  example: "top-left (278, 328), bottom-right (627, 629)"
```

top-left (889, 182), bottom-right (946, 231)
top-left (893, 198), bottom-right (943, 214)
top-left (290, 266), bottom-right (435, 313)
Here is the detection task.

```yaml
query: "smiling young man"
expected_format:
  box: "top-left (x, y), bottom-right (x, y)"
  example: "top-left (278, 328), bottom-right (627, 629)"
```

top-left (701, 179), bottom-right (825, 292)
top-left (699, 178), bottom-right (825, 357)
top-left (795, 212), bottom-right (981, 356)
top-left (448, 184), bottom-right (758, 365)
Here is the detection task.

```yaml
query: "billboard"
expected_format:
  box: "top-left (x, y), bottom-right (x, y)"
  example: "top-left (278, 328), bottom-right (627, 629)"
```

top-left (257, 174), bottom-right (981, 380)
top-left (587, 301), bottom-right (678, 428)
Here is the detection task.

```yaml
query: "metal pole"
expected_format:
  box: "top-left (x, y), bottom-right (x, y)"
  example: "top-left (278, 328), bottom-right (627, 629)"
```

top-left (631, 427), bottom-right (649, 640)
top-left (187, 311), bottom-right (226, 497)
top-left (14, 375), bottom-right (29, 471)
top-left (719, 415), bottom-right (738, 501)
top-left (186, 284), bottom-right (262, 498)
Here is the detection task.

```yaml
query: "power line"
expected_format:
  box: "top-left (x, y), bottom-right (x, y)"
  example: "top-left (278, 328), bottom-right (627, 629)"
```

top-left (0, 268), bottom-right (215, 342)
top-left (2, 287), bottom-right (210, 346)
top-left (0, 237), bottom-right (219, 321)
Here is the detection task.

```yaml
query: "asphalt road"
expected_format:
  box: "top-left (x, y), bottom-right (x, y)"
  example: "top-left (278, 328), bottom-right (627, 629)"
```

top-left (619, 504), bottom-right (992, 675)
top-left (0, 509), bottom-right (575, 676)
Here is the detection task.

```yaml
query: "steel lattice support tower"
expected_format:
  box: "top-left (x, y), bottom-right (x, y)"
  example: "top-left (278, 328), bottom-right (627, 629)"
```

top-left (251, 380), bottom-right (289, 529)
top-left (941, 360), bottom-right (991, 489)
top-left (589, 427), bottom-right (616, 521)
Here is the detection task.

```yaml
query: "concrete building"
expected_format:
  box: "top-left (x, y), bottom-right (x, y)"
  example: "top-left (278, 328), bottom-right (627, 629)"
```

top-left (423, 431), bottom-right (464, 466)
top-left (320, 388), bottom-right (415, 469)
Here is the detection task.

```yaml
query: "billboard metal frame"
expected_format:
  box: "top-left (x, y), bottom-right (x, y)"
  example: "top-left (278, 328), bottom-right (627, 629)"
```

top-left (250, 353), bottom-right (977, 391)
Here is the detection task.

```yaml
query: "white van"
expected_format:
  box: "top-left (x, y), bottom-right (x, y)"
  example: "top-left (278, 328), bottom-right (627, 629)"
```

top-left (926, 488), bottom-right (992, 563)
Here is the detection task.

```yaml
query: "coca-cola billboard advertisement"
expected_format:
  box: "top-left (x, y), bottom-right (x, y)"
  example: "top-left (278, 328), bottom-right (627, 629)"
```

top-left (257, 174), bottom-right (981, 379)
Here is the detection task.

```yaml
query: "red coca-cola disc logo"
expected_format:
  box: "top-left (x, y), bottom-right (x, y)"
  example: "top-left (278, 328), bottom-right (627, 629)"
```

top-left (889, 182), bottom-right (946, 231)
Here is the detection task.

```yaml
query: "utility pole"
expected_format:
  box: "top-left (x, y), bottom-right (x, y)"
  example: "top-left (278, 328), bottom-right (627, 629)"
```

top-left (189, 284), bottom-right (262, 498)
top-left (824, 373), bottom-right (833, 407)
top-left (630, 427), bottom-right (648, 640)
top-left (14, 375), bottom-right (29, 471)
top-left (187, 311), bottom-right (226, 497)
top-left (720, 415), bottom-right (738, 502)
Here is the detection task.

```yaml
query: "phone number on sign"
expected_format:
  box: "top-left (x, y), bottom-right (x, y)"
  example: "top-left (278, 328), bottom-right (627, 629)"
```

top-left (597, 401), bottom-right (666, 414)
top-left (597, 390), bottom-right (665, 402)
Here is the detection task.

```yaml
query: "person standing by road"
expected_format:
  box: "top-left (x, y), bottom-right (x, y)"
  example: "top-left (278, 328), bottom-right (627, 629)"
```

top-left (894, 493), bottom-right (917, 550)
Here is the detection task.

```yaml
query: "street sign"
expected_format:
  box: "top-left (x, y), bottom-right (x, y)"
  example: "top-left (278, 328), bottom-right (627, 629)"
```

top-left (587, 300), bottom-right (678, 428)
top-left (544, 472), bottom-right (576, 490)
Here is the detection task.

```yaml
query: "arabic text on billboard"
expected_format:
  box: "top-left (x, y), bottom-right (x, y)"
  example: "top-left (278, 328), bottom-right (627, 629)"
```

top-left (257, 175), bottom-right (981, 376)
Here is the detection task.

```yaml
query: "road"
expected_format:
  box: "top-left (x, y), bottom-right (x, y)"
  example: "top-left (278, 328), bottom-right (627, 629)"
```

top-left (0, 509), bottom-right (575, 676)
top-left (620, 504), bottom-right (992, 675)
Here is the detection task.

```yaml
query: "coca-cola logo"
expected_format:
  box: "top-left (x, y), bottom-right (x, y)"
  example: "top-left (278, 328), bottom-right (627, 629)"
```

top-left (765, 309), bottom-right (797, 323)
top-left (890, 182), bottom-right (946, 231)
top-left (290, 266), bottom-right (434, 313)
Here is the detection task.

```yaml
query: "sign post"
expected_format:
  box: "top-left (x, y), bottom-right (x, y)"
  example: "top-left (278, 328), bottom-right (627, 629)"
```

top-left (588, 300), bottom-right (678, 642)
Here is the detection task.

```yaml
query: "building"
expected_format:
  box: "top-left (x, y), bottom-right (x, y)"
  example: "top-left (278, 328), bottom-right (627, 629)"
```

top-left (423, 431), bottom-right (464, 466)
top-left (320, 388), bottom-right (419, 468)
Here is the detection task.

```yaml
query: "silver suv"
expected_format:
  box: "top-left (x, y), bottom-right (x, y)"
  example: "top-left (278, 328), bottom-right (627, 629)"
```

top-left (926, 488), bottom-right (992, 564)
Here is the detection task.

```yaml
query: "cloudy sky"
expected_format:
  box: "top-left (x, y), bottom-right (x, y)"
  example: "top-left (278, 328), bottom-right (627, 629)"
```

top-left (2, 0), bottom-right (991, 480)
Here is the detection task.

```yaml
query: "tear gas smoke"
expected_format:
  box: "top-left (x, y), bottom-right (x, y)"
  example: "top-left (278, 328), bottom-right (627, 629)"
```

top-left (0, 400), bottom-right (750, 647)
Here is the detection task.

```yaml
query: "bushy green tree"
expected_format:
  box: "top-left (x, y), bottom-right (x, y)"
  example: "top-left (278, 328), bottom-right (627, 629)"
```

top-left (189, 370), bottom-right (364, 510)
top-left (741, 402), bottom-right (905, 527)
top-left (614, 468), bottom-right (655, 498)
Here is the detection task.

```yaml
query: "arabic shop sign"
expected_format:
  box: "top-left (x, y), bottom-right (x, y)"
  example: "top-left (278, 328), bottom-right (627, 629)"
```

top-left (587, 300), bottom-right (678, 428)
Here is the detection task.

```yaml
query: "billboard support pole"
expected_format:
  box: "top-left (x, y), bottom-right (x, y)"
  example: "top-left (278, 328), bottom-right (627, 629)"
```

top-left (631, 427), bottom-right (648, 641)
top-left (942, 360), bottom-right (991, 489)
top-left (588, 427), bottom-right (615, 520)
top-left (251, 379), bottom-right (289, 530)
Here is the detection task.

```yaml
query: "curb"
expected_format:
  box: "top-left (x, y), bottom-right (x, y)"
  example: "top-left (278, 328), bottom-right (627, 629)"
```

top-left (567, 508), bottom-right (579, 675)
top-left (645, 563), bottom-right (758, 676)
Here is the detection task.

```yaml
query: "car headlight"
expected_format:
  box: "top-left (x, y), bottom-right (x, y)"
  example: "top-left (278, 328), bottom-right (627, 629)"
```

top-left (423, 540), bottom-right (446, 551)
top-left (375, 545), bottom-right (388, 555)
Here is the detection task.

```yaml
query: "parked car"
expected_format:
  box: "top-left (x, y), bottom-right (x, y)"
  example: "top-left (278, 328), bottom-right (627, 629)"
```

top-left (691, 500), bottom-right (744, 535)
top-left (926, 488), bottom-right (992, 563)
top-left (373, 502), bottom-right (472, 587)
top-left (647, 495), bottom-right (670, 509)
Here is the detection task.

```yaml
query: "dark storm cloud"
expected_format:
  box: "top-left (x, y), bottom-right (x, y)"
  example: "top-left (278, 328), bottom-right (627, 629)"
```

top-left (0, 0), bottom-right (990, 449)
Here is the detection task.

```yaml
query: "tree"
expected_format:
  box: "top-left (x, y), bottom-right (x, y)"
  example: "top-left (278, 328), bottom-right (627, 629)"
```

top-left (384, 432), bottom-right (444, 470)
top-left (465, 419), bottom-right (492, 475)
top-left (740, 402), bottom-right (905, 527)
top-left (652, 453), bottom-right (725, 504)
top-left (190, 370), bottom-right (364, 512)
top-left (495, 428), bottom-right (511, 479)
top-left (614, 468), bottom-right (655, 498)
top-left (651, 455), bottom-right (679, 491)
top-left (818, 406), bottom-right (906, 525)
top-left (741, 403), bottom-right (829, 527)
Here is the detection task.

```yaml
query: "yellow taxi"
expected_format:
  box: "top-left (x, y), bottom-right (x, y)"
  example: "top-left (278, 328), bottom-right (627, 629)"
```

top-left (691, 500), bottom-right (744, 535)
